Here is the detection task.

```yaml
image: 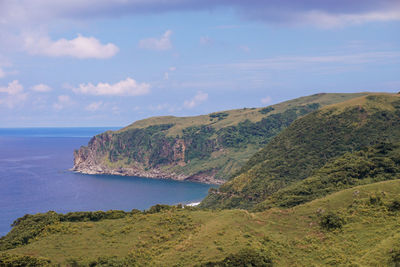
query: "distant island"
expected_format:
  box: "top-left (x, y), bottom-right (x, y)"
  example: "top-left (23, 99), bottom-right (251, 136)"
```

top-left (2, 92), bottom-right (400, 266)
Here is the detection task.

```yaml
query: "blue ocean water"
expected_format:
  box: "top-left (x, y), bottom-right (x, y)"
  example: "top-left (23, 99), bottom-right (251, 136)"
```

top-left (0, 128), bottom-right (215, 236)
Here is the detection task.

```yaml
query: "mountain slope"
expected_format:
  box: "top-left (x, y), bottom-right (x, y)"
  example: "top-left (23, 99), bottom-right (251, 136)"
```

top-left (201, 93), bottom-right (400, 208)
top-left (2, 180), bottom-right (400, 266)
top-left (73, 93), bottom-right (366, 184)
top-left (255, 142), bottom-right (400, 210)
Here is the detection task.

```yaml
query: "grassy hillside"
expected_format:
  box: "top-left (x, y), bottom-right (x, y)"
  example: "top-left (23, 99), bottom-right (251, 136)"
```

top-left (255, 142), bottom-right (400, 210)
top-left (2, 180), bottom-right (400, 266)
top-left (74, 93), bottom-right (367, 183)
top-left (201, 93), bottom-right (400, 208)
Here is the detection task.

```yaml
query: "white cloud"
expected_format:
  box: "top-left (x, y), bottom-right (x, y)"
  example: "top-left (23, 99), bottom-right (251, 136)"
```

top-left (0, 80), bottom-right (27, 108)
top-left (138, 30), bottom-right (172, 51)
top-left (86, 101), bottom-right (103, 111)
top-left (261, 96), bottom-right (272, 105)
top-left (31, 83), bottom-right (52, 92)
top-left (24, 34), bottom-right (119, 59)
top-left (0, 68), bottom-right (5, 78)
top-left (169, 66), bottom-right (177, 71)
top-left (53, 95), bottom-right (72, 110)
top-left (73, 77), bottom-right (150, 96)
top-left (0, 80), bottom-right (23, 95)
top-left (184, 91), bottom-right (208, 109)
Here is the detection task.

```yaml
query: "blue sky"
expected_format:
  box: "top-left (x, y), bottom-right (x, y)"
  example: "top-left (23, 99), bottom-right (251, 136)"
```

top-left (0, 1), bottom-right (399, 127)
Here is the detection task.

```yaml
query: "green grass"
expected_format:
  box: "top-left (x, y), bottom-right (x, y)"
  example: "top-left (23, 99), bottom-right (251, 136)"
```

top-left (120, 93), bottom-right (368, 136)
top-left (2, 180), bottom-right (400, 266)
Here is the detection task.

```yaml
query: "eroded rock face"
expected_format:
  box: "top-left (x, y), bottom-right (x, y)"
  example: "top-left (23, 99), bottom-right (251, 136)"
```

top-left (72, 131), bottom-right (224, 185)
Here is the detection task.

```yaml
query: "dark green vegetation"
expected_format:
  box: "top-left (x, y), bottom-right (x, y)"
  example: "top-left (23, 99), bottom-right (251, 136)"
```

top-left (255, 142), bottom-right (400, 210)
top-left (74, 93), bottom-right (367, 182)
top-left (200, 248), bottom-right (273, 266)
top-left (2, 180), bottom-right (400, 266)
top-left (201, 93), bottom-right (400, 209)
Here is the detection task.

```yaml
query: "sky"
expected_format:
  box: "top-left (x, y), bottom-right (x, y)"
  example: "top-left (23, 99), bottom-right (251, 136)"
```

top-left (0, 0), bottom-right (399, 127)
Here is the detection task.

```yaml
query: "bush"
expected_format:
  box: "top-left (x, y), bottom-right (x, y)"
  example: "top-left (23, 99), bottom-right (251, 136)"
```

top-left (201, 248), bottom-right (273, 267)
top-left (391, 249), bottom-right (400, 266)
top-left (388, 200), bottom-right (400, 212)
top-left (0, 253), bottom-right (51, 266)
top-left (319, 212), bottom-right (344, 230)
top-left (145, 204), bottom-right (174, 214)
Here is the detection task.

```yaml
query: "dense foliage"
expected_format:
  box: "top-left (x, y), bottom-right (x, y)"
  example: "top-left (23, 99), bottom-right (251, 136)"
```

top-left (217, 104), bottom-right (320, 149)
top-left (255, 142), bottom-right (400, 210)
top-left (201, 95), bottom-right (400, 209)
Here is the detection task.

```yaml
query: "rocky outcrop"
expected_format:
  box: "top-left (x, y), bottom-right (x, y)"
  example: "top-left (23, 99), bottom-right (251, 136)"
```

top-left (72, 131), bottom-right (224, 185)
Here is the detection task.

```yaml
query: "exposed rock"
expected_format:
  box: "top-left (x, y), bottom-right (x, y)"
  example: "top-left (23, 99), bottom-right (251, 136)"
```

top-left (73, 132), bottom-right (224, 185)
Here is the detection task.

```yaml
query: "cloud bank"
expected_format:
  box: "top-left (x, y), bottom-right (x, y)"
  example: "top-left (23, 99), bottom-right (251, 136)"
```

top-left (1, 0), bottom-right (399, 27)
top-left (73, 77), bottom-right (150, 96)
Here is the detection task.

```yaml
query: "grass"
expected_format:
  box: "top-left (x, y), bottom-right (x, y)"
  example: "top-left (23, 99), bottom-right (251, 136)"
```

top-left (119, 93), bottom-right (368, 137)
top-left (2, 180), bottom-right (400, 266)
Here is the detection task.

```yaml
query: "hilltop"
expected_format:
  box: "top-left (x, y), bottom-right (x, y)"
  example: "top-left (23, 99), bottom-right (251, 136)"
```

top-left (73, 93), bottom-right (366, 184)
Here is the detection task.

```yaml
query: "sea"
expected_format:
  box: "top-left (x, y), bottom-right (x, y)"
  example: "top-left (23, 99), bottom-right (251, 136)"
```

top-left (0, 128), bottom-right (216, 236)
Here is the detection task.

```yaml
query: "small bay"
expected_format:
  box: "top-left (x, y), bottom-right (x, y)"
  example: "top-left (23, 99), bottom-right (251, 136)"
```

top-left (0, 128), bottom-right (215, 236)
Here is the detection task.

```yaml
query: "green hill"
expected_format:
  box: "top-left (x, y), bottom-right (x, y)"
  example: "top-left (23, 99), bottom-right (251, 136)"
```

top-left (255, 142), bottom-right (400, 210)
top-left (73, 93), bottom-right (366, 184)
top-left (200, 93), bottom-right (400, 209)
top-left (2, 180), bottom-right (400, 266)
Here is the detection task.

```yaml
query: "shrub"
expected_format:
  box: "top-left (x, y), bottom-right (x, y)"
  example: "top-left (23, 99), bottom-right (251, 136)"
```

top-left (391, 249), bottom-right (400, 266)
top-left (145, 204), bottom-right (174, 214)
top-left (319, 212), bottom-right (344, 230)
top-left (388, 200), bottom-right (400, 212)
top-left (0, 253), bottom-right (51, 266)
top-left (201, 248), bottom-right (273, 267)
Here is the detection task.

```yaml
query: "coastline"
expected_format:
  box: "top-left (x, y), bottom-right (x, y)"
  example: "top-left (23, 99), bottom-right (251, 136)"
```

top-left (71, 166), bottom-right (225, 185)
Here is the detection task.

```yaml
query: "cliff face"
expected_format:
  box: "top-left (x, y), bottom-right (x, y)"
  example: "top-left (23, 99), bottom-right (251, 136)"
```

top-left (73, 130), bottom-right (223, 184)
top-left (73, 93), bottom-right (368, 184)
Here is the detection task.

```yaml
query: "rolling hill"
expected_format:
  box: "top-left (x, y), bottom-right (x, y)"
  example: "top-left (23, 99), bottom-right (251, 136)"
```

top-left (73, 93), bottom-right (366, 184)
